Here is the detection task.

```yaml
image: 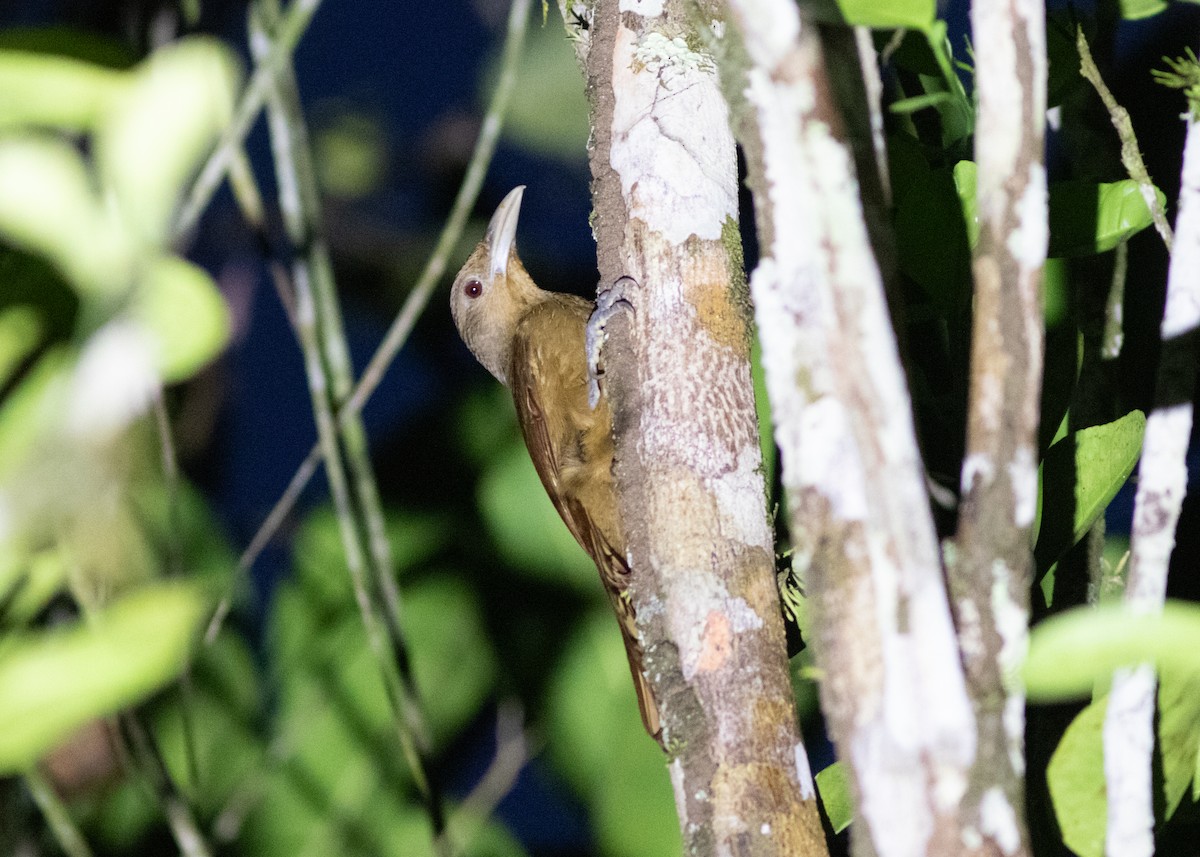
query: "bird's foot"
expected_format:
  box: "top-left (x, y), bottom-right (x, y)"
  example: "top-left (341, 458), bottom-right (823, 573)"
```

top-left (586, 276), bottom-right (636, 409)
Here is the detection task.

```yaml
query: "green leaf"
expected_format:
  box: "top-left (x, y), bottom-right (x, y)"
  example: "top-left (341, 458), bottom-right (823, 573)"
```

top-left (314, 113), bottom-right (388, 199)
top-left (895, 164), bottom-right (972, 315)
top-left (97, 38), bottom-right (238, 246)
top-left (1046, 665), bottom-right (1200, 857)
top-left (0, 135), bottom-right (130, 294)
top-left (1047, 696), bottom-right (1106, 857)
top-left (477, 440), bottom-right (596, 592)
top-left (0, 547), bottom-right (67, 626)
top-left (152, 639), bottom-right (264, 813)
top-left (890, 91), bottom-right (957, 116)
top-left (1049, 180), bottom-right (1165, 257)
top-left (0, 50), bottom-right (127, 131)
top-left (0, 305), bottom-right (43, 390)
top-left (0, 349), bottom-right (66, 482)
top-left (1025, 601), bottom-right (1200, 701)
top-left (133, 255), bottom-right (230, 382)
top-left (0, 583), bottom-right (207, 773)
top-left (273, 575), bottom-right (496, 749)
top-left (1034, 410), bottom-right (1145, 576)
top-left (1159, 667), bottom-right (1200, 820)
top-left (751, 333), bottom-right (776, 491)
top-left (816, 761), bottom-right (854, 834)
top-left (1119, 0), bottom-right (1168, 19)
top-left (834, 0), bottom-right (935, 29)
top-left (291, 505), bottom-right (449, 608)
top-left (952, 160), bottom-right (979, 250)
top-left (546, 611), bottom-right (679, 857)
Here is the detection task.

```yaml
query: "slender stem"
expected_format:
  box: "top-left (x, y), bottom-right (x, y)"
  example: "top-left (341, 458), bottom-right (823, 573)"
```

top-left (151, 391), bottom-right (201, 793)
top-left (206, 0), bottom-right (533, 643)
top-left (1102, 240), bottom-right (1128, 361)
top-left (248, 0), bottom-right (450, 845)
top-left (436, 701), bottom-right (532, 855)
top-left (26, 767), bottom-right (94, 857)
top-left (1105, 110), bottom-right (1200, 857)
top-left (172, 0), bottom-right (325, 240)
top-left (347, 0), bottom-right (531, 418)
top-left (1077, 26), bottom-right (1173, 252)
top-left (119, 712), bottom-right (214, 857)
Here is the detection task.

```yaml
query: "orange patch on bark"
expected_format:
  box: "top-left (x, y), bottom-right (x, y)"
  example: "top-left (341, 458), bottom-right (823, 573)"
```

top-left (697, 610), bottom-right (733, 672)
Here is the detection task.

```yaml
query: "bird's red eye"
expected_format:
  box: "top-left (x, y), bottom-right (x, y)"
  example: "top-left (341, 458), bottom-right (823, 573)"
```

top-left (464, 279), bottom-right (483, 299)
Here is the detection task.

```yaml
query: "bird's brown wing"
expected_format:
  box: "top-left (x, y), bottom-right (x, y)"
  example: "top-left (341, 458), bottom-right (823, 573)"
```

top-left (509, 305), bottom-right (661, 742)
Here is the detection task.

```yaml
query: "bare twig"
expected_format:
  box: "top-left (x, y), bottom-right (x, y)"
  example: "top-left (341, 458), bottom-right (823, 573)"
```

top-left (120, 712), bottom-right (214, 857)
top-left (172, 0), bottom-right (326, 239)
top-left (247, 0), bottom-right (447, 845)
top-left (1077, 26), bottom-right (1174, 252)
top-left (436, 702), bottom-right (532, 855)
top-left (151, 390), bottom-right (202, 793)
top-left (205, 0), bottom-right (533, 643)
top-left (25, 767), bottom-right (94, 857)
top-left (1102, 240), bottom-right (1128, 361)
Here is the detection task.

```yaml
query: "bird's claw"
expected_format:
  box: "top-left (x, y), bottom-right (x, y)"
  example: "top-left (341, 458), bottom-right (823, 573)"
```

top-left (587, 276), bottom-right (636, 409)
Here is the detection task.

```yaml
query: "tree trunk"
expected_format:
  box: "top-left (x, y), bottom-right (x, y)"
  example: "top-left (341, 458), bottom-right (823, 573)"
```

top-left (558, 1), bottom-right (828, 853)
top-left (715, 4), bottom-right (977, 856)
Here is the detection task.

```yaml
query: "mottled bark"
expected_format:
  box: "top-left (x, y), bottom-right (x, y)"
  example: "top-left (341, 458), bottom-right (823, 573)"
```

top-left (949, 1), bottom-right (1047, 854)
top-left (555, 1), bottom-right (828, 853)
top-left (715, 4), bottom-right (975, 857)
top-left (1104, 112), bottom-right (1200, 857)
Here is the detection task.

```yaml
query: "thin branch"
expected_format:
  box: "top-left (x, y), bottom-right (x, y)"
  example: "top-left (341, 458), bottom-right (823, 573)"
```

top-left (1104, 109), bottom-right (1200, 857)
top-left (172, 0), bottom-right (325, 240)
top-left (719, 4), bottom-right (974, 855)
top-left (151, 390), bottom-right (202, 793)
top-left (854, 26), bottom-right (891, 208)
top-left (1102, 240), bottom-right (1128, 361)
top-left (949, 0), bottom-right (1049, 852)
top-left (436, 701), bottom-right (532, 855)
top-left (1077, 26), bottom-right (1174, 252)
top-left (205, 0), bottom-right (533, 643)
top-left (248, 0), bottom-right (449, 845)
top-left (25, 767), bottom-right (95, 857)
top-left (119, 712), bottom-right (214, 857)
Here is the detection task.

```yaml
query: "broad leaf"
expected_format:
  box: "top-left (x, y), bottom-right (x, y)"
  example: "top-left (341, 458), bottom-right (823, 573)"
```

top-left (1025, 601), bottom-right (1200, 701)
top-left (134, 255), bottom-right (230, 382)
top-left (835, 0), bottom-right (935, 30)
top-left (1049, 180), bottom-right (1165, 257)
top-left (1047, 696), bottom-right (1106, 857)
top-left (817, 761), bottom-right (854, 833)
top-left (1034, 410), bottom-right (1144, 575)
top-left (97, 38), bottom-right (237, 245)
top-left (0, 583), bottom-right (207, 772)
top-left (478, 440), bottom-right (596, 591)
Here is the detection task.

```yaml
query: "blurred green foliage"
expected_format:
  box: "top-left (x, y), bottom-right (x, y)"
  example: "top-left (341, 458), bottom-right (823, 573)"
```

top-left (1, 1), bottom-right (1198, 855)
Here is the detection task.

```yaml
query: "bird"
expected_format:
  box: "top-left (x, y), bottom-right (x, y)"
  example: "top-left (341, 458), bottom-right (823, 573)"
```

top-left (450, 186), bottom-right (661, 743)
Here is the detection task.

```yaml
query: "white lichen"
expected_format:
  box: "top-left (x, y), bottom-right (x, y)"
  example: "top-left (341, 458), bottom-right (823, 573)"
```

top-left (979, 787), bottom-right (1022, 856)
top-left (1008, 443), bottom-right (1037, 528)
top-left (619, 0), bottom-right (664, 15)
top-left (794, 743), bottom-right (815, 799)
top-left (1006, 163), bottom-right (1048, 269)
top-left (632, 31), bottom-right (714, 80)
top-left (990, 560), bottom-right (1029, 689)
top-left (960, 452), bottom-right (996, 494)
top-left (609, 25), bottom-right (735, 243)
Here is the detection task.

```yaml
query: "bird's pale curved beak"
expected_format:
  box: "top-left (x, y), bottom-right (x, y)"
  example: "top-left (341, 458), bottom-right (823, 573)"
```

top-left (486, 185), bottom-right (525, 278)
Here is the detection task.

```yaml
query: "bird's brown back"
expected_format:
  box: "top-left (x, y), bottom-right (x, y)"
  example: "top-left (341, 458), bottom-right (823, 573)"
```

top-left (507, 294), bottom-right (661, 741)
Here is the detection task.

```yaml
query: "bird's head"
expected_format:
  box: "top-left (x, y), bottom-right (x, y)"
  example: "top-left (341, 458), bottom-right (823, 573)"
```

top-left (451, 185), bottom-right (541, 386)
